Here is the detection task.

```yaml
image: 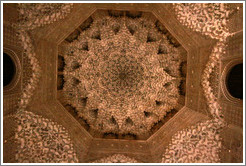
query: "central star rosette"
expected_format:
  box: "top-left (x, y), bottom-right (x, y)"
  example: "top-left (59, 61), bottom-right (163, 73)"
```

top-left (62, 14), bottom-right (181, 134)
top-left (99, 52), bottom-right (144, 98)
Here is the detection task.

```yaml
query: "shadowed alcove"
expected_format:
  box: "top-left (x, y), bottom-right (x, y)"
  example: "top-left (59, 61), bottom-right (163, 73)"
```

top-left (3, 52), bottom-right (16, 87)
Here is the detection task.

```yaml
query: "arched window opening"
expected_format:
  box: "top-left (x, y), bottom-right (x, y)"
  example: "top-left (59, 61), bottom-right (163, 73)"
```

top-left (226, 63), bottom-right (243, 100)
top-left (3, 53), bottom-right (16, 87)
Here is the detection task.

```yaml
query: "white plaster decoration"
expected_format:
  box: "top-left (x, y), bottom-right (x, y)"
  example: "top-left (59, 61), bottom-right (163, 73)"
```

top-left (92, 154), bottom-right (139, 163)
top-left (15, 3), bottom-right (74, 110)
top-left (13, 4), bottom-right (78, 163)
top-left (61, 12), bottom-right (182, 135)
top-left (161, 3), bottom-right (234, 163)
top-left (201, 41), bottom-right (226, 120)
top-left (15, 111), bottom-right (78, 163)
top-left (162, 119), bottom-right (223, 163)
top-left (174, 3), bottom-right (232, 41)
top-left (173, 3), bottom-right (233, 120)
top-left (17, 3), bottom-right (73, 30)
top-left (17, 31), bottom-right (41, 110)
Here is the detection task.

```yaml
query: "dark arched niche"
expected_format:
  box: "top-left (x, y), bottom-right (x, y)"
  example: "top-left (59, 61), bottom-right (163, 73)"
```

top-left (3, 52), bottom-right (16, 87)
top-left (226, 63), bottom-right (243, 100)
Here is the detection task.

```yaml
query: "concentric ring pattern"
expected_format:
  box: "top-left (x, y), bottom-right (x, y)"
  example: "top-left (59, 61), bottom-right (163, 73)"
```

top-left (59, 10), bottom-right (183, 135)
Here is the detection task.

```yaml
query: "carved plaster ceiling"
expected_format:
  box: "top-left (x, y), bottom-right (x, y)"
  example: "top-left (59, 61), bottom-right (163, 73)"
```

top-left (58, 10), bottom-right (186, 137)
top-left (4, 3), bottom-right (242, 163)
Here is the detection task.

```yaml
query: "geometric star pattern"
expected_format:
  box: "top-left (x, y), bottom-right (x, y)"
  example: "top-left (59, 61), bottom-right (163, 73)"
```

top-left (61, 11), bottom-right (182, 135)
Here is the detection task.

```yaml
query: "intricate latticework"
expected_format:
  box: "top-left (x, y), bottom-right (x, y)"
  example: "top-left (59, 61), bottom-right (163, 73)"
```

top-left (60, 11), bottom-right (182, 135)
top-left (17, 3), bottom-right (73, 30)
top-left (161, 3), bottom-right (234, 163)
top-left (173, 3), bottom-right (233, 120)
top-left (15, 111), bottom-right (78, 163)
top-left (208, 63), bottom-right (220, 99)
top-left (92, 154), bottom-right (139, 163)
top-left (174, 3), bottom-right (232, 41)
top-left (12, 4), bottom-right (78, 163)
top-left (162, 119), bottom-right (223, 163)
top-left (22, 52), bottom-right (33, 89)
top-left (15, 3), bottom-right (73, 110)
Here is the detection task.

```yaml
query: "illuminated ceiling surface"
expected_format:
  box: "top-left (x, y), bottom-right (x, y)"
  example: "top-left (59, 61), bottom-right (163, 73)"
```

top-left (58, 10), bottom-right (186, 137)
top-left (3, 3), bottom-right (243, 163)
